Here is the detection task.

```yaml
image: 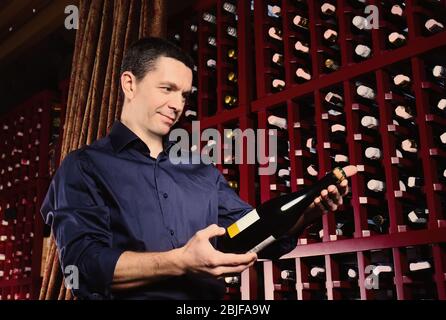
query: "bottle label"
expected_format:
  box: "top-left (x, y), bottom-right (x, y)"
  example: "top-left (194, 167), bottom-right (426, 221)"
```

top-left (227, 209), bottom-right (260, 238)
top-left (248, 235), bottom-right (276, 253)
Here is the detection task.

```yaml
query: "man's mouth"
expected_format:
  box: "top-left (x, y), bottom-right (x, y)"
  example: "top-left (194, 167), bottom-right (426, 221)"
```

top-left (159, 113), bottom-right (175, 124)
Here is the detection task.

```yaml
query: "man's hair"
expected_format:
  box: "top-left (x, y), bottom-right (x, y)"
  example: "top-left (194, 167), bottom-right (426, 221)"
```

top-left (120, 37), bottom-right (194, 80)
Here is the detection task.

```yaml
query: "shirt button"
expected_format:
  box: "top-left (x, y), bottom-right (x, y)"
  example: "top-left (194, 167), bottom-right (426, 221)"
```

top-left (170, 230), bottom-right (174, 236)
top-left (163, 193), bottom-right (168, 199)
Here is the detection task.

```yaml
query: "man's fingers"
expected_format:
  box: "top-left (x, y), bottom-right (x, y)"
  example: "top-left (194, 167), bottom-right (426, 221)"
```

top-left (328, 185), bottom-right (342, 206)
top-left (199, 224), bottom-right (226, 239)
top-left (314, 196), bottom-right (329, 213)
top-left (321, 189), bottom-right (336, 211)
top-left (339, 179), bottom-right (349, 196)
top-left (214, 251), bottom-right (257, 267)
top-left (213, 262), bottom-right (255, 277)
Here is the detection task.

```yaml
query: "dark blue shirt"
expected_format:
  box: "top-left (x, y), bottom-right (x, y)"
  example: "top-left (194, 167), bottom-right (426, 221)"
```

top-left (41, 121), bottom-right (295, 300)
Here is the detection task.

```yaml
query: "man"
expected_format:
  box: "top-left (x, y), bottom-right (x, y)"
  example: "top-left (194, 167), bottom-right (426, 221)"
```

top-left (41, 37), bottom-right (349, 300)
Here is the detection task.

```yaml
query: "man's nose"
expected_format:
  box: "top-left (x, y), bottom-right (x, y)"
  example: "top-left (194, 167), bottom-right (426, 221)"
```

top-left (168, 93), bottom-right (184, 111)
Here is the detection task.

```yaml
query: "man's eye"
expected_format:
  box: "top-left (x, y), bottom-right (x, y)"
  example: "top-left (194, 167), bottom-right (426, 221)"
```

top-left (161, 87), bottom-right (172, 92)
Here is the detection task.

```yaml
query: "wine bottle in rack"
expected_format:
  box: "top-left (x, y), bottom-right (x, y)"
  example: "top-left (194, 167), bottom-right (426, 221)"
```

top-left (227, 48), bottom-right (237, 60)
top-left (224, 275), bottom-right (240, 285)
top-left (325, 58), bottom-right (340, 71)
top-left (368, 214), bottom-right (389, 234)
top-left (267, 5), bottom-right (281, 18)
top-left (206, 58), bottom-right (216, 69)
top-left (227, 71), bottom-right (237, 83)
top-left (355, 44), bottom-right (372, 59)
top-left (321, 2), bottom-right (336, 16)
top-left (361, 116), bottom-right (379, 129)
top-left (295, 40), bottom-right (310, 55)
top-left (325, 92), bottom-right (344, 107)
top-left (367, 179), bottom-right (385, 192)
top-left (352, 15), bottom-right (370, 31)
top-left (407, 208), bottom-right (428, 225)
top-left (190, 24), bottom-right (198, 33)
top-left (272, 53), bottom-right (284, 67)
top-left (203, 12), bottom-right (217, 24)
top-left (409, 260), bottom-right (432, 272)
top-left (208, 36), bottom-right (217, 47)
top-left (401, 139), bottom-right (418, 153)
top-left (388, 32), bottom-right (407, 47)
top-left (295, 67), bottom-right (312, 81)
top-left (394, 105), bottom-right (415, 120)
top-left (323, 29), bottom-right (338, 44)
top-left (272, 79), bottom-right (286, 92)
top-left (293, 15), bottom-right (309, 29)
top-left (393, 74), bottom-right (412, 87)
top-left (310, 266), bottom-right (326, 279)
top-left (281, 269), bottom-right (296, 281)
top-left (356, 84), bottom-right (376, 100)
top-left (226, 26), bottom-right (237, 38)
top-left (218, 166), bottom-right (357, 254)
top-left (437, 98), bottom-right (446, 111)
top-left (222, 2), bottom-right (237, 15)
top-left (425, 18), bottom-right (444, 33)
top-left (268, 26), bottom-right (283, 41)
top-left (268, 115), bottom-right (287, 130)
top-left (390, 4), bottom-right (404, 17)
top-left (224, 95), bottom-right (238, 108)
top-left (433, 65), bottom-right (446, 79)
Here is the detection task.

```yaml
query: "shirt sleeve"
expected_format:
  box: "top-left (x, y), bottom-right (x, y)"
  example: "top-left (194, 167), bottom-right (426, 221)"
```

top-left (215, 170), bottom-right (296, 259)
top-left (40, 150), bottom-right (125, 300)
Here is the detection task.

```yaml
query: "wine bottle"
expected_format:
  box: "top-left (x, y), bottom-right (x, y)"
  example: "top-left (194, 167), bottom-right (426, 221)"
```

top-left (325, 92), bottom-right (344, 107)
top-left (324, 29), bottom-right (338, 43)
top-left (272, 53), bottom-right (284, 67)
top-left (227, 48), bottom-right (237, 60)
top-left (272, 79), bottom-right (285, 91)
top-left (281, 269), bottom-right (295, 281)
top-left (321, 3), bottom-right (336, 16)
top-left (407, 208), bottom-right (428, 224)
top-left (388, 32), bottom-right (406, 47)
top-left (357, 84), bottom-right (376, 100)
top-left (409, 261), bottom-right (432, 272)
top-left (393, 74), bottom-right (411, 87)
top-left (395, 105), bottom-right (414, 120)
top-left (203, 12), bottom-right (217, 24)
top-left (224, 275), bottom-right (240, 285)
top-left (355, 44), bottom-right (372, 58)
top-left (268, 26), bottom-right (283, 41)
top-left (267, 5), bottom-right (281, 18)
top-left (218, 166), bottom-right (357, 253)
top-left (438, 98), bottom-right (446, 111)
top-left (425, 19), bottom-right (444, 33)
top-left (223, 2), bottom-right (237, 15)
top-left (227, 26), bottom-right (237, 38)
top-left (296, 67), bottom-right (312, 81)
top-left (310, 266), bottom-right (326, 279)
top-left (295, 40), bottom-right (310, 54)
top-left (361, 116), bottom-right (379, 129)
top-left (367, 179), bottom-right (385, 192)
top-left (293, 15), bottom-right (309, 29)
top-left (352, 16), bottom-right (370, 30)
top-left (433, 65), bottom-right (446, 79)
top-left (224, 95), bottom-right (238, 108)
top-left (401, 139), bottom-right (418, 153)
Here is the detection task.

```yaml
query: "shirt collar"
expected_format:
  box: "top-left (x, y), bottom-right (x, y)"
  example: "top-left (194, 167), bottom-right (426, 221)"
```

top-left (109, 121), bottom-right (177, 155)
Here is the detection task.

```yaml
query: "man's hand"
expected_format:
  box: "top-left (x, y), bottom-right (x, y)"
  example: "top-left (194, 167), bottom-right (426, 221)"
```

top-left (179, 224), bottom-right (257, 277)
top-left (287, 179), bottom-right (350, 236)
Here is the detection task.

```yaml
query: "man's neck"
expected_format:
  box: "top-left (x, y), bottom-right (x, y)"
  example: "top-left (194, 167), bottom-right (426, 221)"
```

top-left (121, 119), bottom-right (164, 158)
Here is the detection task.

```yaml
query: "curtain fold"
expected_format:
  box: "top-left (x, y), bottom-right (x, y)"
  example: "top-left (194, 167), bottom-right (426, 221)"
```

top-left (39, 0), bottom-right (166, 300)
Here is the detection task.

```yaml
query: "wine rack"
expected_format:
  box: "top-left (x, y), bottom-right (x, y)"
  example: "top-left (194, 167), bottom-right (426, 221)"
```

top-left (169, 0), bottom-right (446, 300)
top-left (0, 86), bottom-right (65, 300)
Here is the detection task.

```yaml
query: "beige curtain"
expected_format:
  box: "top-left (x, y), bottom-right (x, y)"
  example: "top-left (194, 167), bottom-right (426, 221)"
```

top-left (39, 0), bottom-right (166, 300)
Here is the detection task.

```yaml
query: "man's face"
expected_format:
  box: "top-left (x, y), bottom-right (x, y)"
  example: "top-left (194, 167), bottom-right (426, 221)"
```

top-left (126, 56), bottom-right (193, 137)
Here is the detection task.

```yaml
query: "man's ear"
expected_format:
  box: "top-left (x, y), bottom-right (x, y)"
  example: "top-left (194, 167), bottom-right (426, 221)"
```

top-left (121, 71), bottom-right (137, 100)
